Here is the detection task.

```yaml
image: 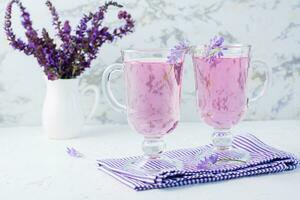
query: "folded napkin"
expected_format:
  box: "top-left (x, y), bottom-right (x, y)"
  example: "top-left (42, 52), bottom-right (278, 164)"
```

top-left (98, 134), bottom-right (299, 191)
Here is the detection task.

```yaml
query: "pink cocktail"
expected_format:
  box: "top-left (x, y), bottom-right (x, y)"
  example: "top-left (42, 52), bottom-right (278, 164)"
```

top-left (102, 49), bottom-right (184, 173)
top-left (125, 59), bottom-right (183, 137)
top-left (193, 57), bottom-right (249, 129)
top-left (192, 44), bottom-right (269, 163)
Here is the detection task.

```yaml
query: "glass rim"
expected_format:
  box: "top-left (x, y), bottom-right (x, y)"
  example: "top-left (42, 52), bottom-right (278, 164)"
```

top-left (193, 44), bottom-right (251, 50)
top-left (122, 44), bottom-right (251, 52)
top-left (121, 48), bottom-right (170, 54)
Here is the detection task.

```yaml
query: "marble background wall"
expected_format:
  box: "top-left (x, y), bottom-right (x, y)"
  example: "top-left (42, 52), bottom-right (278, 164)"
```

top-left (0, 0), bottom-right (299, 126)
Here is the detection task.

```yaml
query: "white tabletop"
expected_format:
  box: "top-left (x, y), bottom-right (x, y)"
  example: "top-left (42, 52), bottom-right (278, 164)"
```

top-left (0, 120), bottom-right (299, 200)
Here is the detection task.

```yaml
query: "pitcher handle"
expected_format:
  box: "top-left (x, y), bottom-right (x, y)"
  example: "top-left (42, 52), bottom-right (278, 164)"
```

top-left (248, 60), bottom-right (271, 104)
top-left (102, 63), bottom-right (126, 112)
top-left (81, 85), bottom-right (99, 121)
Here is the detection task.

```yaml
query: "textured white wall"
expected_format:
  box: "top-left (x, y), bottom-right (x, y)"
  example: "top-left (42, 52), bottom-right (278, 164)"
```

top-left (0, 0), bottom-right (299, 126)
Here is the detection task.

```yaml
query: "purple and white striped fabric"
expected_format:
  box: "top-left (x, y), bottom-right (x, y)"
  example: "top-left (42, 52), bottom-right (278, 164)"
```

top-left (98, 134), bottom-right (299, 191)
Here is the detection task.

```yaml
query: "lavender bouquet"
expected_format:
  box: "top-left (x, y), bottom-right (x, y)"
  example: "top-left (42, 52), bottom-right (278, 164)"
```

top-left (4, 0), bottom-right (135, 80)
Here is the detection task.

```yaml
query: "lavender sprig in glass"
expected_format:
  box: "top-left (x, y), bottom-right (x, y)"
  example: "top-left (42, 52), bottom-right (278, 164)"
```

top-left (204, 36), bottom-right (227, 63)
top-left (166, 40), bottom-right (191, 84)
top-left (167, 40), bottom-right (191, 65)
top-left (4, 0), bottom-right (135, 80)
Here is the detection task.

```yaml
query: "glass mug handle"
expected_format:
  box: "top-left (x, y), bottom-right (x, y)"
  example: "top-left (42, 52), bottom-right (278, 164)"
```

top-left (102, 63), bottom-right (126, 112)
top-left (248, 60), bottom-right (271, 103)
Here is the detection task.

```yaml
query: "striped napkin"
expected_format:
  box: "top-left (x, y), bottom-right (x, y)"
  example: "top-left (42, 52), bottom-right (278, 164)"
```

top-left (98, 134), bottom-right (299, 191)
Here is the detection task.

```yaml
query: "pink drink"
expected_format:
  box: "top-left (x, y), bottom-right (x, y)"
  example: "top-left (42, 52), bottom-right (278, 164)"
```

top-left (124, 58), bottom-right (183, 137)
top-left (193, 56), bottom-right (249, 129)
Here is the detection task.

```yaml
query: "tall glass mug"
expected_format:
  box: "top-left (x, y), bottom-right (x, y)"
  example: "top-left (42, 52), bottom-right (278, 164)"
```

top-left (102, 49), bottom-right (185, 174)
top-left (192, 45), bottom-right (269, 163)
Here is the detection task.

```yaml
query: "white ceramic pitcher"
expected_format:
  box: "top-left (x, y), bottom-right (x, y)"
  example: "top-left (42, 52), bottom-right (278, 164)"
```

top-left (42, 79), bottom-right (99, 139)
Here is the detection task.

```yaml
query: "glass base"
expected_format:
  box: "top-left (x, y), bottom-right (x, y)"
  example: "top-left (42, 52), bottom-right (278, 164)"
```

top-left (122, 136), bottom-right (183, 175)
top-left (124, 155), bottom-right (183, 175)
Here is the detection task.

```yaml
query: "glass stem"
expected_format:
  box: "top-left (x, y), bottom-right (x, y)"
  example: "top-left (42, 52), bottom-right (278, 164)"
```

top-left (212, 129), bottom-right (233, 151)
top-left (142, 137), bottom-right (166, 159)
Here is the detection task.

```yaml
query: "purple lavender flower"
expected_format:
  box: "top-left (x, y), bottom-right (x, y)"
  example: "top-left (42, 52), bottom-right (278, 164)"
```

top-left (197, 154), bottom-right (219, 169)
top-left (204, 36), bottom-right (227, 63)
top-left (46, 0), bottom-right (62, 36)
top-left (66, 147), bottom-right (84, 158)
top-left (166, 40), bottom-right (190, 84)
top-left (167, 40), bottom-right (190, 65)
top-left (4, 0), bottom-right (135, 80)
top-left (4, 0), bottom-right (36, 55)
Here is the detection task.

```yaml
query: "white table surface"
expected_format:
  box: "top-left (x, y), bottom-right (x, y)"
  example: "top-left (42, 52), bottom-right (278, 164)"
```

top-left (0, 120), bottom-right (299, 200)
